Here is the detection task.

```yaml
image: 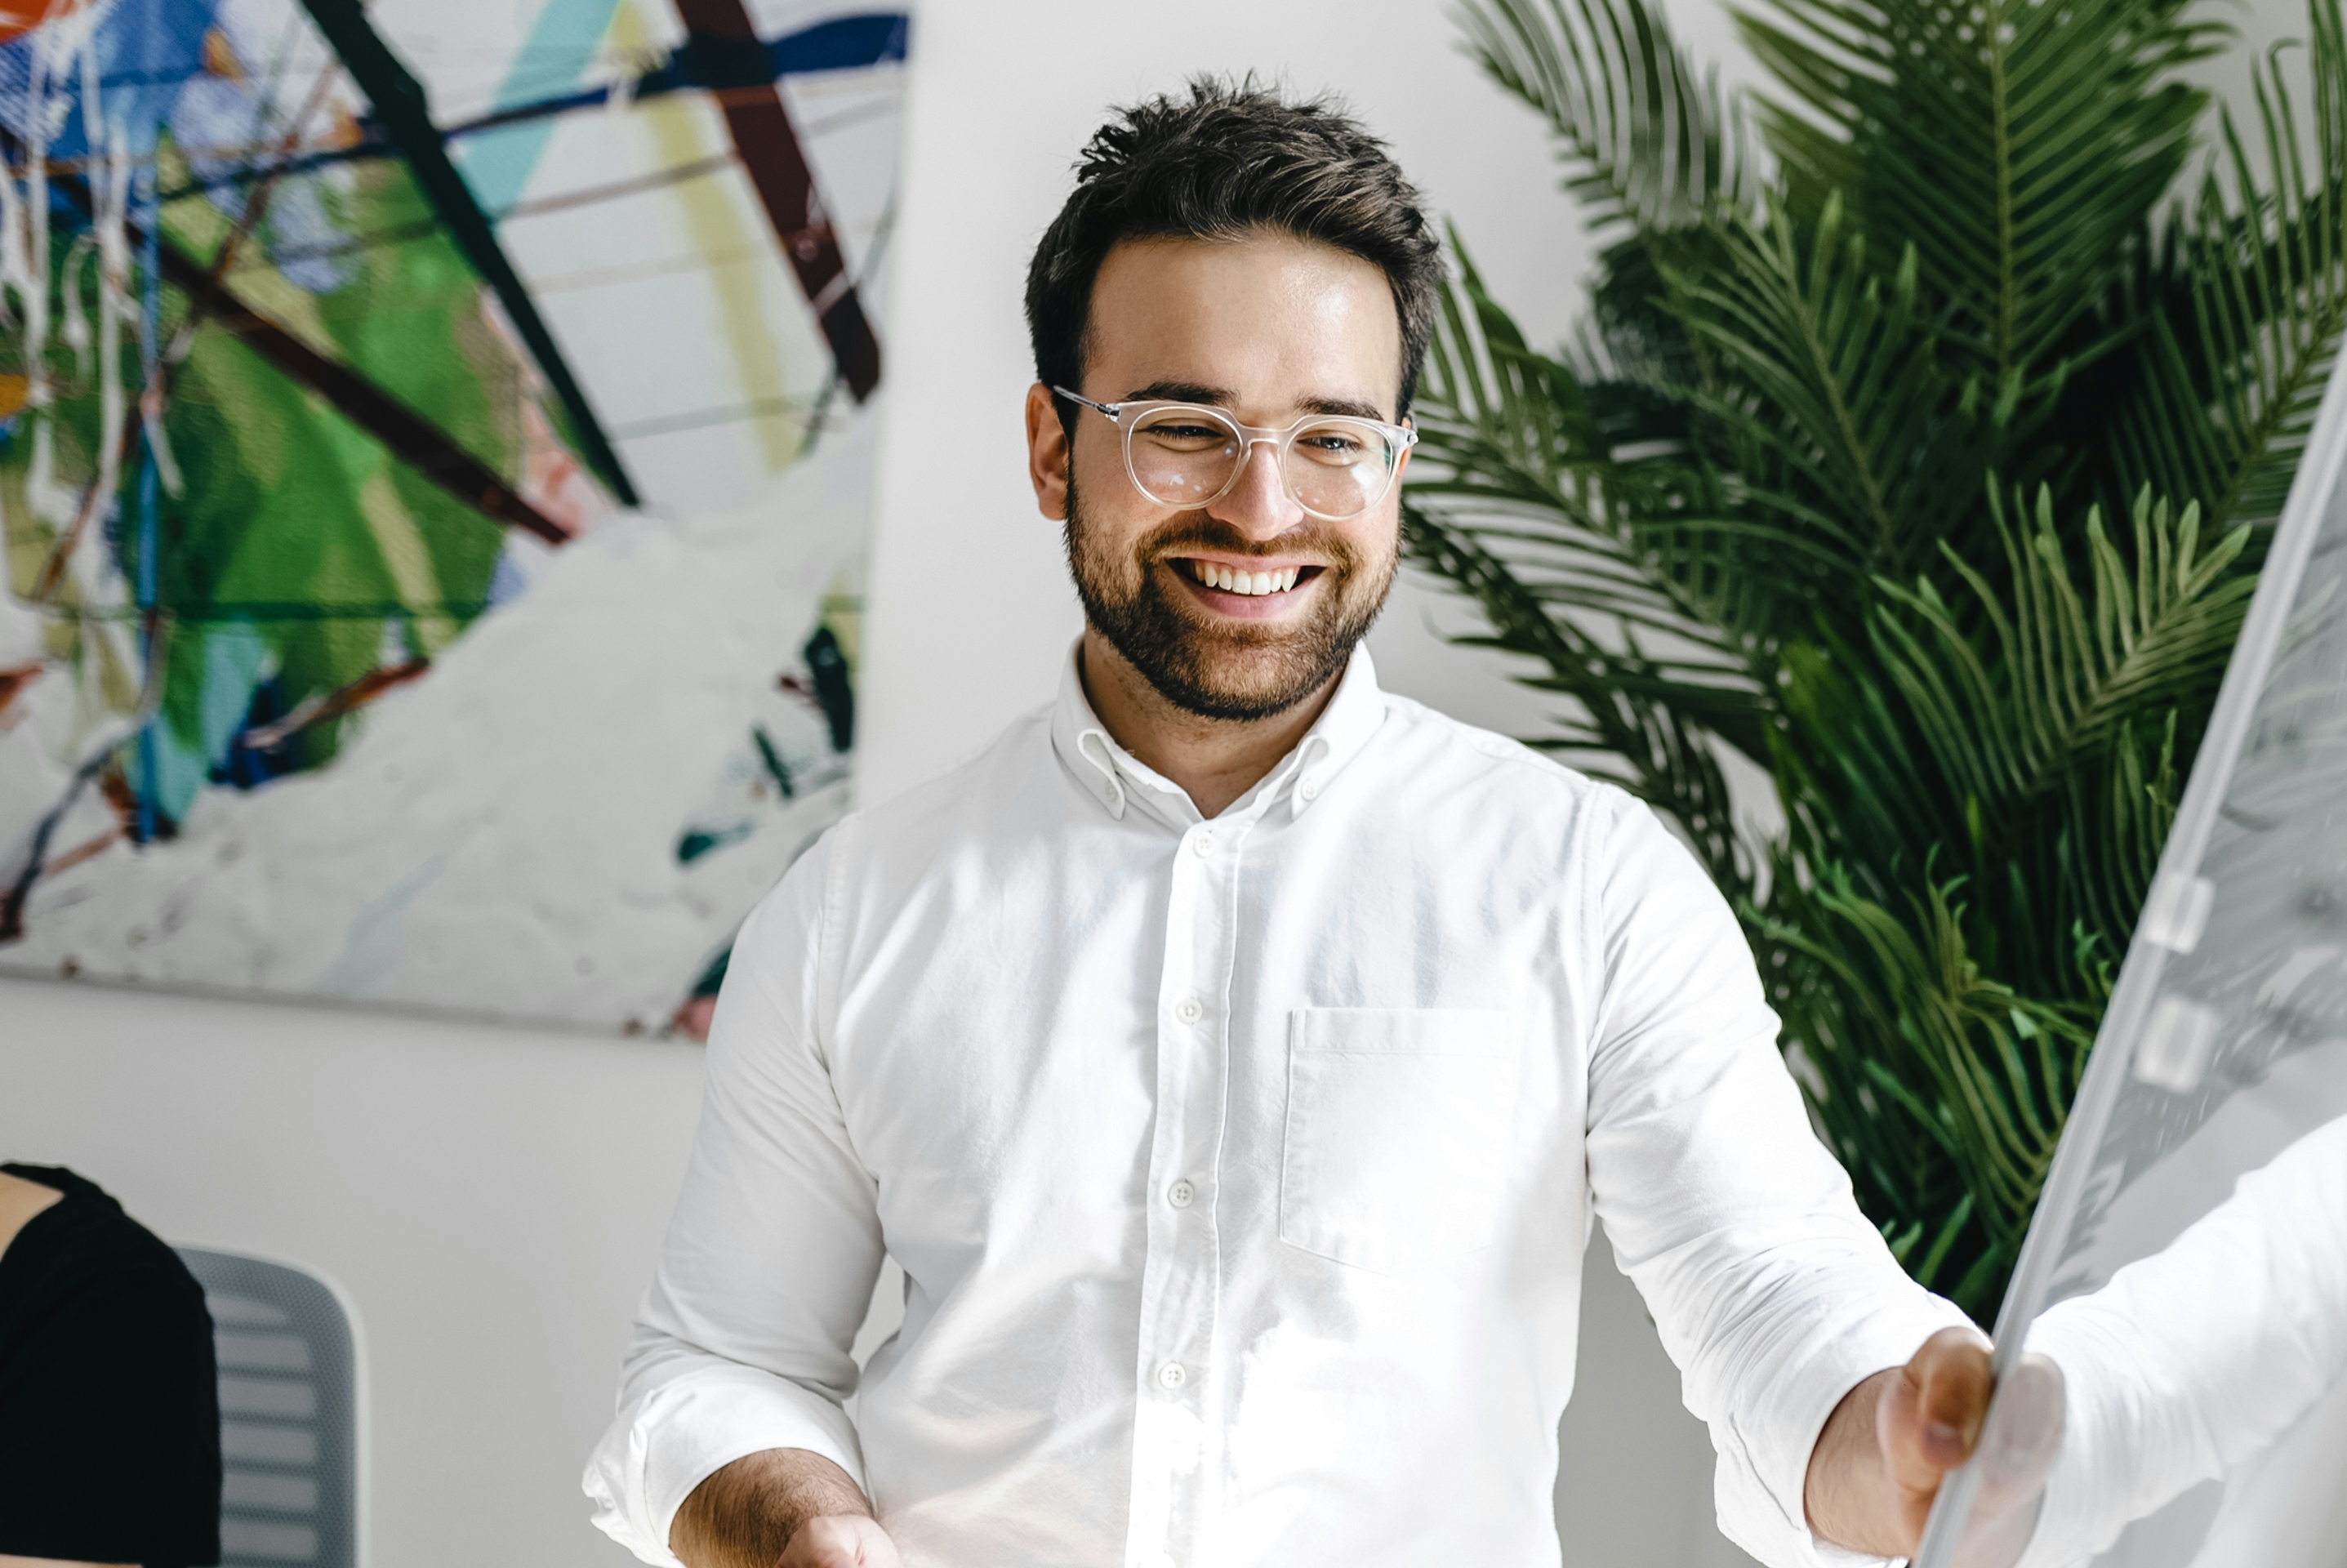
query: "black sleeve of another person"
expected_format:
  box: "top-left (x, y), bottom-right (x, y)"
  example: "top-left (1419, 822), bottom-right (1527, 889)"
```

top-left (0, 1165), bottom-right (221, 1567)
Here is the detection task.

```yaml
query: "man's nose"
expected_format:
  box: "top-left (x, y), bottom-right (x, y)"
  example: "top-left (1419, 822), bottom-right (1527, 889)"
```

top-left (1206, 439), bottom-right (1305, 539)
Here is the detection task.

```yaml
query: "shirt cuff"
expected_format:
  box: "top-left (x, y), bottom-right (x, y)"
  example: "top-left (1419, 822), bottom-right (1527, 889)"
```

top-left (583, 1361), bottom-right (868, 1567)
top-left (2008, 1304), bottom-right (2161, 1568)
top-left (1714, 1295), bottom-right (1978, 1568)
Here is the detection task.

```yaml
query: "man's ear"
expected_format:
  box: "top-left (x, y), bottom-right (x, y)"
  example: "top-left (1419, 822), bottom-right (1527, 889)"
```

top-left (1026, 382), bottom-right (1071, 521)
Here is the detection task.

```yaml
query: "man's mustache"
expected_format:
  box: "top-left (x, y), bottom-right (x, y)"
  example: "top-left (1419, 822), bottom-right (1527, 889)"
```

top-left (1133, 520), bottom-right (1358, 570)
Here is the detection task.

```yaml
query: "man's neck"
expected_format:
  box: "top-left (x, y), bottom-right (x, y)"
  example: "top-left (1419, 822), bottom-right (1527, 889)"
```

top-left (1078, 627), bottom-right (1338, 819)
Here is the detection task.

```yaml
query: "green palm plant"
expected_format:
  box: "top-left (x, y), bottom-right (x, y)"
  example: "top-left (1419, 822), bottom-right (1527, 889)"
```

top-left (1405, 0), bottom-right (2347, 1315)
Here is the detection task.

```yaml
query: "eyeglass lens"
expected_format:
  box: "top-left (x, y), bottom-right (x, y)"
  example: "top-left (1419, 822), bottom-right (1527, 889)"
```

top-left (1124, 407), bottom-right (1400, 519)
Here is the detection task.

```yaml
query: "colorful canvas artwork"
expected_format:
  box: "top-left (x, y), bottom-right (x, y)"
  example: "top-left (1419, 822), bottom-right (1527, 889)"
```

top-left (0, 0), bottom-right (906, 1033)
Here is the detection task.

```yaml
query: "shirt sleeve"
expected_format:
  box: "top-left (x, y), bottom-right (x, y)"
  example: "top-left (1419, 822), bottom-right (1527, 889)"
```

top-left (583, 830), bottom-right (888, 1566)
top-left (1581, 794), bottom-right (1972, 1568)
top-left (2013, 1114), bottom-right (2347, 1568)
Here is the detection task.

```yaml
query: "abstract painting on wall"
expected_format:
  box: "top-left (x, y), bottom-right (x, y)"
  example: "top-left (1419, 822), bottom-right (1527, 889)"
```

top-left (0, 0), bottom-right (905, 1034)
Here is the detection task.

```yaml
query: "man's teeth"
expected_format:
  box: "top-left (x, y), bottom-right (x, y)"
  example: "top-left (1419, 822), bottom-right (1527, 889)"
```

top-left (1191, 562), bottom-right (1302, 595)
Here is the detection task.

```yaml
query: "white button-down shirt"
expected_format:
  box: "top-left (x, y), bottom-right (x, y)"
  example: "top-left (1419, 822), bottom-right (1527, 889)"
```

top-left (586, 646), bottom-right (1966, 1568)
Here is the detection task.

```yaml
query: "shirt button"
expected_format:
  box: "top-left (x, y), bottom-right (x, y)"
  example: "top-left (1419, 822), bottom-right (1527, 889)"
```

top-left (1191, 831), bottom-right (1214, 857)
top-left (1157, 1361), bottom-right (1187, 1389)
top-left (1174, 996), bottom-right (1204, 1024)
top-left (1298, 777), bottom-right (1319, 801)
top-left (1167, 1178), bottom-right (1195, 1209)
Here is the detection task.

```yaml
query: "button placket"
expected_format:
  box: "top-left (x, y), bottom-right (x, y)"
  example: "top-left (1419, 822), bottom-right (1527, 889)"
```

top-left (1125, 806), bottom-right (1260, 1568)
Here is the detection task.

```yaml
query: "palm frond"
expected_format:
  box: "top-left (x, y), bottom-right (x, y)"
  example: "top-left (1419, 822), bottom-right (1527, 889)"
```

top-left (2111, 0), bottom-right (2347, 530)
top-left (1672, 196), bottom-right (1986, 573)
top-left (1413, 239), bottom-right (1832, 648)
top-left (1775, 870), bottom-right (2095, 1294)
top-left (1739, 0), bottom-right (2220, 392)
top-left (1459, 0), bottom-right (1758, 240)
top-left (1872, 485), bottom-right (2252, 815)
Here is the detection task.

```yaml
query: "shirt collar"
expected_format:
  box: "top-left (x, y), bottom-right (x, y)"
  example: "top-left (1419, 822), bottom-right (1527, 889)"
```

top-left (1049, 639), bottom-right (1387, 826)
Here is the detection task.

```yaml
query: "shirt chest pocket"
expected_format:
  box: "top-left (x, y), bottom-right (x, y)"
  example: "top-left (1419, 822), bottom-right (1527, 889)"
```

top-left (1279, 1007), bottom-right (1523, 1274)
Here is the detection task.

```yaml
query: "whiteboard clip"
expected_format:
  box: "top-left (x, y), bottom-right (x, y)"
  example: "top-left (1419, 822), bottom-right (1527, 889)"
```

top-left (2139, 872), bottom-right (2215, 954)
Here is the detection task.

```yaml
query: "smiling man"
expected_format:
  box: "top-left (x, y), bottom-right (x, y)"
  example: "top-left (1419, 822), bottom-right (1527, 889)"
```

top-left (586, 82), bottom-right (2004, 1568)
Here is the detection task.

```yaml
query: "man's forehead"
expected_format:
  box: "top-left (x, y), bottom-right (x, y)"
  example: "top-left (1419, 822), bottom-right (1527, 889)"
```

top-left (1085, 232), bottom-right (1401, 413)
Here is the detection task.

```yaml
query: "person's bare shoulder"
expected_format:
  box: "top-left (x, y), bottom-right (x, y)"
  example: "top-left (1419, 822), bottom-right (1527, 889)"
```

top-left (0, 1170), bottom-right (65, 1261)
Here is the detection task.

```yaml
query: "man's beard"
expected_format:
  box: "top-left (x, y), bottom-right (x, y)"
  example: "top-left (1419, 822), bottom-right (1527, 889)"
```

top-left (1064, 469), bottom-right (1397, 722)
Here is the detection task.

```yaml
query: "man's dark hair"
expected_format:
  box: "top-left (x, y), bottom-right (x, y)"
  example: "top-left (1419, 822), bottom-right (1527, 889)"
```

top-left (1026, 78), bottom-right (1443, 430)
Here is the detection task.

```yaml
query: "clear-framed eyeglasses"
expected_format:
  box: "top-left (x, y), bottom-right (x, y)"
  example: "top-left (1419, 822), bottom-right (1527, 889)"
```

top-left (1053, 386), bottom-right (1418, 522)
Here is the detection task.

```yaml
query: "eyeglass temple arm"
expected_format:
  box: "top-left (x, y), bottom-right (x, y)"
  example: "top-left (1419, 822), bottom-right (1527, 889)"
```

top-left (1051, 385), bottom-right (1123, 420)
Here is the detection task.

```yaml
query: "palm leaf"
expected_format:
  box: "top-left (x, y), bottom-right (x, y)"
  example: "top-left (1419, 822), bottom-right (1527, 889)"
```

top-left (2110, 0), bottom-right (2347, 531)
top-left (1739, 0), bottom-right (2220, 394)
top-left (1460, 0), bottom-right (1757, 240)
top-left (1670, 195), bottom-right (1987, 573)
top-left (1872, 485), bottom-right (2252, 815)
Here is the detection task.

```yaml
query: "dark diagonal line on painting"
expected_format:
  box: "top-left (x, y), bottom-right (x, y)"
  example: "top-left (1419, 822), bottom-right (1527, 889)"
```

top-left (673, 0), bottom-right (882, 401)
top-left (504, 152), bottom-right (737, 220)
top-left (0, 742), bottom-right (114, 942)
top-left (156, 232), bottom-right (564, 540)
top-left (164, 243), bottom-right (573, 542)
top-left (296, 0), bottom-right (641, 507)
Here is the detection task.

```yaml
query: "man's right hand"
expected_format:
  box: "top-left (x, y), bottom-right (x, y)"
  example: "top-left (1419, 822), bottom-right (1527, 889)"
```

top-left (670, 1448), bottom-right (901, 1568)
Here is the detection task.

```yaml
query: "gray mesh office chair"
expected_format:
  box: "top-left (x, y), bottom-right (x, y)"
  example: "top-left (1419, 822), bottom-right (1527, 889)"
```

top-left (176, 1249), bottom-right (360, 1568)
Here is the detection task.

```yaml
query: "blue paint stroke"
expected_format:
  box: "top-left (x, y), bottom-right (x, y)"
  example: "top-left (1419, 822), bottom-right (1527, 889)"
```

top-left (135, 158), bottom-right (162, 840)
top-left (0, 0), bottom-right (218, 162)
top-left (452, 0), bottom-right (625, 217)
top-left (442, 12), bottom-right (911, 150)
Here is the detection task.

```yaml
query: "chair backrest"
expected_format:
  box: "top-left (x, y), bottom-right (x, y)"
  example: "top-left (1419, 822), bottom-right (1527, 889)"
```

top-left (176, 1248), bottom-right (361, 1568)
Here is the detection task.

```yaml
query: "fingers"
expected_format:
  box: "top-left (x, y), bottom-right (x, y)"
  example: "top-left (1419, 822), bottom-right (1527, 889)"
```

top-left (1974, 1354), bottom-right (2066, 1507)
top-left (1943, 1355), bottom-right (2068, 1568)
top-left (1909, 1326), bottom-right (1995, 1472)
top-left (777, 1515), bottom-right (903, 1568)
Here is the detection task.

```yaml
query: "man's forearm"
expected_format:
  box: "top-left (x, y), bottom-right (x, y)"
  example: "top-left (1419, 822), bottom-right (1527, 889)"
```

top-left (670, 1447), bottom-right (873, 1568)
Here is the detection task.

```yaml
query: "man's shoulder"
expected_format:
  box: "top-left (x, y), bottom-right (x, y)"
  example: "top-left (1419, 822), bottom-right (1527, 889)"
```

top-left (1374, 692), bottom-right (1626, 816)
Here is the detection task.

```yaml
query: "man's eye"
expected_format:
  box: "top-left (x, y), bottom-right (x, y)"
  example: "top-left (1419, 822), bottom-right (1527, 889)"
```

top-left (1298, 431), bottom-right (1368, 461)
top-left (1139, 421), bottom-right (1229, 445)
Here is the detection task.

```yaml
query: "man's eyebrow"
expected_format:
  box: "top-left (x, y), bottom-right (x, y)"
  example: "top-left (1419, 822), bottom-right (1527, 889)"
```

top-left (1124, 381), bottom-right (1393, 422)
top-left (1299, 394), bottom-right (1390, 421)
top-left (1125, 380), bottom-right (1237, 406)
